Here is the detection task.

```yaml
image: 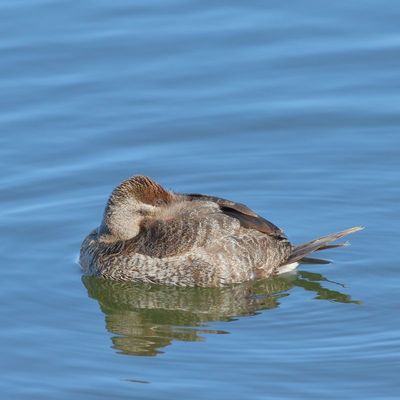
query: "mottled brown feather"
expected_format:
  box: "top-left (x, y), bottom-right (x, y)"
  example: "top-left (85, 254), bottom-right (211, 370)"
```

top-left (114, 175), bottom-right (173, 206)
top-left (185, 193), bottom-right (284, 238)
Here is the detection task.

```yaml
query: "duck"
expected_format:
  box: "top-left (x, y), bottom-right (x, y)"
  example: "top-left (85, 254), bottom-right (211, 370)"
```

top-left (80, 175), bottom-right (363, 287)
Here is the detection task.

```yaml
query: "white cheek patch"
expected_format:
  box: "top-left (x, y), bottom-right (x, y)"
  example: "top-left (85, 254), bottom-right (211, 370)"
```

top-left (141, 204), bottom-right (157, 213)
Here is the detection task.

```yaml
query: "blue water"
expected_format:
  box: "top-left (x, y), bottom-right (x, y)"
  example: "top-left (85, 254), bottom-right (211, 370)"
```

top-left (1, 1), bottom-right (399, 399)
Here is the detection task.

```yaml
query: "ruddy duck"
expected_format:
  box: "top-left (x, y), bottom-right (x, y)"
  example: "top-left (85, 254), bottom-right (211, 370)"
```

top-left (80, 175), bottom-right (362, 287)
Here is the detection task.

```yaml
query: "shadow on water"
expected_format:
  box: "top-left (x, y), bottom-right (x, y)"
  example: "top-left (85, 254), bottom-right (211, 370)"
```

top-left (82, 271), bottom-right (360, 357)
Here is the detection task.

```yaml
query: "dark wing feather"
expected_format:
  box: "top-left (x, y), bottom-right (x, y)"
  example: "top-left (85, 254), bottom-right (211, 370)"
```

top-left (185, 193), bottom-right (285, 238)
top-left (185, 194), bottom-right (258, 216)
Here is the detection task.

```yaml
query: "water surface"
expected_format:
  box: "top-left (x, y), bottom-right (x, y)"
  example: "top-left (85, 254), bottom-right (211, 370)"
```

top-left (1, 1), bottom-right (399, 399)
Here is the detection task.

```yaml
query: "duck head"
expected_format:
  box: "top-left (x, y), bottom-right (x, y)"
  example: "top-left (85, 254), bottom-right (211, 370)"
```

top-left (98, 176), bottom-right (173, 241)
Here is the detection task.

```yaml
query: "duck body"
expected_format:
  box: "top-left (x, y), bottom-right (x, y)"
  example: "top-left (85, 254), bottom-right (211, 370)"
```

top-left (80, 175), bottom-right (362, 287)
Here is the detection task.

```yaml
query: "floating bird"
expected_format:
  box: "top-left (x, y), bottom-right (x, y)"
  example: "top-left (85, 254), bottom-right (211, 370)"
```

top-left (80, 175), bottom-right (363, 287)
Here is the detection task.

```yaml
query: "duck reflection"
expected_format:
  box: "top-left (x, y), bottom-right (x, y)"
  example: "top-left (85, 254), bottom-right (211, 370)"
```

top-left (83, 271), bottom-right (359, 356)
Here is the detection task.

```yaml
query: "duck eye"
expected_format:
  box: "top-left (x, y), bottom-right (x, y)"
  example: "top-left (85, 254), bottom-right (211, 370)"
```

top-left (154, 199), bottom-right (166, 206)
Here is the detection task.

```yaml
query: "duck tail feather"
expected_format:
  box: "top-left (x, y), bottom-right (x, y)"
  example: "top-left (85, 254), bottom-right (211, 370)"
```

top-left (315, 242), bottom-right (350, 251)
top-left (286, 226), bottom-right (364, 264)
top-left (299, 256), bottom-right (332, 265)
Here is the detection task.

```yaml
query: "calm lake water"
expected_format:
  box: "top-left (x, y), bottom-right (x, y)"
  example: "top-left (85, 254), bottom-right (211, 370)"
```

top-left (1, 1), bottom-right (399, 399)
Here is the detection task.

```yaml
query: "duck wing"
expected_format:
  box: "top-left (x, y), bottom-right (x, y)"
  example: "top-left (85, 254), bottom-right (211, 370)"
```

top-left (184, 193), bottom-right (285, 238)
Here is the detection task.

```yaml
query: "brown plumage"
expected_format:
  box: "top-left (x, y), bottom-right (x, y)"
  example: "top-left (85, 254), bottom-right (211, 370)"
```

top-left (80, 175), bottom-right (363, 287)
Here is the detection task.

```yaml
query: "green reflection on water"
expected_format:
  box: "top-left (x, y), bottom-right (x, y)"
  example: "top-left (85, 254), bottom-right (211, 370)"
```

top-left (83, 271), bottom-right (359, 357)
